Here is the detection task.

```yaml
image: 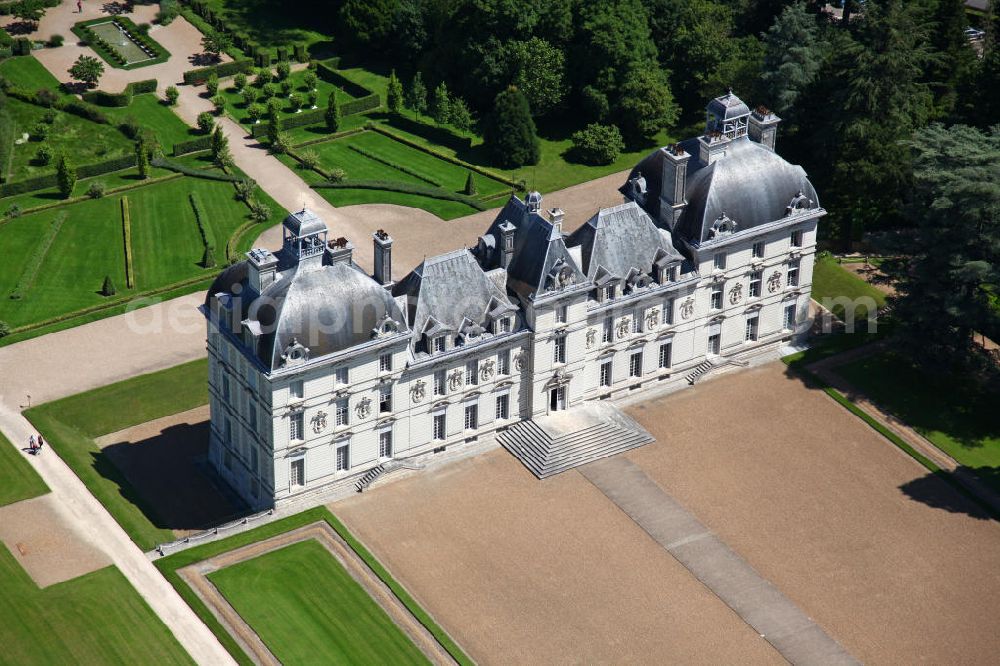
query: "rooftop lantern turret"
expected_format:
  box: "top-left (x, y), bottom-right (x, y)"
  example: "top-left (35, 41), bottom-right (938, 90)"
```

top-left (282, 208), bottom-right (328, 267)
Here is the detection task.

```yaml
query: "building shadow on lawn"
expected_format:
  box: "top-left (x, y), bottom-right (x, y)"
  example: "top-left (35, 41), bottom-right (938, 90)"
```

top-left (96, 420), bottom-right (247, 534)
top-left (898, 467), bottom-right (1000, 521)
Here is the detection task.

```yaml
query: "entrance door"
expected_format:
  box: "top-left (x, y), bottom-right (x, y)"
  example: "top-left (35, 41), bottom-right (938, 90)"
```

top-left (708, 333), bottom-right (721, 356)
top-left (549, 387), bottom-right (566, 412)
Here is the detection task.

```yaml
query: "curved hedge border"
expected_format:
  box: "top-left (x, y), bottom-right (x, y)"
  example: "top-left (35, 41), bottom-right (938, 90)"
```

top-left (2, 154), bottom-right (137, 197)
top-left (121, 196), bottom-right (135, 288)
top-left (312, 179), bottom-right (486, 210)
top-left (9, 210), bottom-right (66, 300)
top-left (81, 78), bottom-right (158, 107)
top-left (182, 59), bottom-right (254, 86)
top-left (346, 143), bottom-right (441, 186)
top-left (172, 135), bottom-right (213, 157)
top-left (368, 124), bottom-right (520, 190)
top-left (71, 17), bottom-right (169, 70)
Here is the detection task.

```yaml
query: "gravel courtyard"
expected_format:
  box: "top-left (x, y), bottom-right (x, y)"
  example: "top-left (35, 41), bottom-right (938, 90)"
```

top-left (336, 361), bottom-right (1000, 664)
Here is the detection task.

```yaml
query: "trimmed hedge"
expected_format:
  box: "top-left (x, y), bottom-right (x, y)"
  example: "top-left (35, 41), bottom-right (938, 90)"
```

top-left (8, 211), bottom-right (66, 300)
top-left (315, 61), bottom-right (371, 99)
top-left (249, 95), bottom-right (379, 138)
top-left (0, 154), bottom-right (137, 197)
top-left (189, 191), bottom-right (214, 255)
top-left (347, 143), bottom-right (441, 186)
top-left (121, 196), bottom-right (134, 288)
top-left (292, 126), bottom-right (365, 148)
top-left (81, 79), bottom-right (158, 107)
top-left (2, 86), bottom-right (110, 124)
top-left (312, 179), bottom-right (487, 210)
top-left (71, 16), bottom-right (169, 70)
top-left (182, 59), bottom-right (254, 85)
top-left (369, 124), bottom-right (520, 189)
top-left (172, 135), bottom-right (213, 157)
top-left (151, 156), bottom-right (240, 181)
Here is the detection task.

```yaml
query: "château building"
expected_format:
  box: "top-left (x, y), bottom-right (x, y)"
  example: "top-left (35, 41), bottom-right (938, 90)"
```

top-left (203, 90), bottom-right (824, 508)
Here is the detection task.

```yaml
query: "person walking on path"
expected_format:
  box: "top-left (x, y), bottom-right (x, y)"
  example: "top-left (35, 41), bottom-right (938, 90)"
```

top-left (76, 0), bottom-right (82, 13)
top-left (36, 434), bottom-right (44, 453)
top-left (28, 434), bottom-right (36, 455)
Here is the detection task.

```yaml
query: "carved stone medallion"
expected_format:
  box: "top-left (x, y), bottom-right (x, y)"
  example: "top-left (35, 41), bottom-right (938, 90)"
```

top-left (729, 283), bottom-right (743, 305)
top-left (645, 308), bottom-right (660, 329)
top-left (617, 317), bottom-right (631, 339)
top-left (448, 369), bottom-right (464, 391)
top-left (586, 328), bottom-right (597, 349)
top-left (480, 359), bottom-right (496, 382)
top-left (410, 380), bottom-right (426, 404)
top-left (311, 410), bottom-right (328, 434)
top-left (680, 297), bottom-right (695, 320)
top-left (355, 396), bottom-right (372, 420)
top-left (767, 270), bottom-right (782, 294)
top-left (513, 350), bottom-right (527, 372)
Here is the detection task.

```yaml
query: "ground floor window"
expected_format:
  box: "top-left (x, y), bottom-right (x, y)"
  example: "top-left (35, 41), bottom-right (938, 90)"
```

top-left (433, 413), bottom-right (446, 440)
top-left (783, 304), bottom-right (796, 330)
top-left (708, 333), bottom-right (721, 355)
top-left (336, 444), bottom-right (349, 471)
top-left (464, 404), bottom-right (478, 430)
top-left (496, 394), bottom-right (509, 420)
top-left (629, 351), bottom-right (643, 377)
top-left (658, 342), bottom-right (672, 369)
top-left (745, 315), bottom-right (759, 342)
top-left (290, 458), bottom-right (304, 487)
top-left (379, 430), bottom-right (393, 458)
top-left (600, 360), bottom-right (612, 387)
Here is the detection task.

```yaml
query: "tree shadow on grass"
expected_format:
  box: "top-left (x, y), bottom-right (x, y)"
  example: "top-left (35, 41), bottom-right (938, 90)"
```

top-left (898, 466), bottom-right (1000, 521)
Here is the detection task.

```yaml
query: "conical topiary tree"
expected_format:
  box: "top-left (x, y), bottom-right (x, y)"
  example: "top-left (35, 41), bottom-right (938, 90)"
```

top-left (325, 92), bottom-right (340, 132)
top-left (56, 155), bottom-right (76, 199)
top-left (482, 86), bottom-right (540, 168)
top-left (202, 245), bottom-right (217, 268)
top-left (135, 136), bottom-right (149, 179)
top-left (101, 275), bottom-right (116, 296)
top-left (465, 171), bottom-right (476, 195)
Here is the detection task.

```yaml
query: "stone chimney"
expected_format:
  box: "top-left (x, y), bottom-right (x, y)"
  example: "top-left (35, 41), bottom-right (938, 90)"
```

top-left (546, 208), bottom-right (565, 234)
top-left (499, 221), bottom-right (516, 270)
top-left (697, 130), bottom-right (730, 167)
top-left (325, 237), bottom-right (353, 266)
top-left (748, 106), bottom-right (781, 151)
top-left (373, 229), bottom-right (393, 286)
top-left (246, 248), bottom-right (278, 295)
top-left (659, 143), bottom-right (690, 230)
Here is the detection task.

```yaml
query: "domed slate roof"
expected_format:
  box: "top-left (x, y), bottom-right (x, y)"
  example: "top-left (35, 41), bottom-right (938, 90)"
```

top-left (249, 262), bottom-right (405, 370)
top-left (707, 90), bottom-right (751, 122)
top-left (282, 208), bottom-right (327, 238)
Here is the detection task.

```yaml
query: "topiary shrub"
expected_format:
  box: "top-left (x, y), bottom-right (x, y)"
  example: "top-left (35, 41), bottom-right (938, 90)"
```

top-left (30, 122), bottom-right (48, 141)
top-left (464, 171), bottom-right (476, 195)
top-left (211, 94), bottom-right (226, 114)
top-left (201, 245), bottom-right (216, 268)
top-left (33, 145), bottom-right (53, 166)
top-left (205, 73), bottom-right (219, 96)
top-left (101, 275), bottom-right (116, 296)
top-left (197, 111), bottom-right (215, 134)
top-left (276, 60), bottom-right (290, 81)
top-left (47, 34), bottom-right (63, 47)
top-left (164, 85), bottom-right (179, 105)
top-left (233, 72), bottom-right (247, 91)
top-left (35, 88), bottom-right (58, 108)
top-left (570, 123), bottom-right (624, 166)
top-left (298, 149), bottom-right (318, 170)
top-left (87, 180), bottom-right (106, 199)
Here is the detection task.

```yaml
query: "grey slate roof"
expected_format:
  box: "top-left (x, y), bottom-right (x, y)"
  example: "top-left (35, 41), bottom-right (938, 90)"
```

top-left (282, 208), bottom-right (326, 238)
top-left (566, 201), bottom-right (683, 280)
top-left (624, 136), bottom-right (819, 244)
top-left (393, 248), bottom-right (515, 344)
top-left (707, 90), bottom-right (751, 121)
top-left (482, 195), bottom-right (586, 300)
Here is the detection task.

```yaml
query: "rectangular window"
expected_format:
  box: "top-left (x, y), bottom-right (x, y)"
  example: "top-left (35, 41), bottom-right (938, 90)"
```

top-left (336, 444), bottom-right (349, 471)
top-left (335, 398), bottom-right (349, 426)
top-left (433, 370), bottom-right (446, 395)
top-left (433, 413), bottom-right (446, 440)
top-left (603, 284), bottom-right (614, 301)
top-left (498, 349), bottom-right (510, 375)
top-left (600, 360), bottom-right (612, 387)
top-left (745, 316), bottom-right (759, 342)
top-left (749, 270), bottom-right (762, 298)
top-left (714, 252), bottom-right (726, 270)
top-left (791, 229), bottom-right (803, 247)
top-left (783, 304), bottom-right (796, 330)
top-left (663, 298), bottom-right (674, 325)
top-left (659, 342), bottom-right (672, 369)
top-left (554, 336), bottom-right (566, 364)
top-left (290, 458), bottom-right (304, 486)
top-left (495, 394), bottom-right (509, 420)
top-left (379, 430), bottom-right (393, 458)
top-left (334, 367), bottom-right (348, 386)
top-left (379, 386), bottom-right (392, 413)
top-left (379, 353), bottom-right (392, 372)
top-left (555, 305), bottom-right (567, 323)
top-left (752, 241), bottom-right (765, 259)
top-left (787, 259), bottom-right (800, 287)
top-left (499, 316), bottom-right (511, 333)
top-left (433, 336), bottom-right (446, 353)
top-left (465, 360), bottom-right (478, 385)
top-left (711, 285), bottom-right (723, 310)
top-left (629, 352), bottom-right (642, 377)
top-left (708, 333), bottom-right (721, 355)
top-left (289, 412), bottom-right (303, 440)
top-left (602, 316), bottom-right (613, 343)
top-left (464, 404), bottom-right (478, 431)
top-left (631, 309), bottom-right (643, 334)
top-left (289, 380), bottom-right (303, 399)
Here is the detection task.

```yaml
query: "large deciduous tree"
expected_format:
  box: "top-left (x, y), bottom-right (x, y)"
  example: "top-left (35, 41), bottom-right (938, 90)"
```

top-left (482, 86), bottom-right (540, 168)
top-left (616, 66), bottom-right (678, 147)
top-left (881, 124), bottom-right (1000, 373)
top-left (68, 55), bottom-right (104, 88)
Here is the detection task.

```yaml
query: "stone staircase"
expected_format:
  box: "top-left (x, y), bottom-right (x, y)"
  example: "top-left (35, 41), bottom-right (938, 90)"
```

top-left (355, 464), bottom-right (385, 492)
top-left (498, 403), bottom-right (654, 479)
top-left (685, 360), bottom-right (715, 385)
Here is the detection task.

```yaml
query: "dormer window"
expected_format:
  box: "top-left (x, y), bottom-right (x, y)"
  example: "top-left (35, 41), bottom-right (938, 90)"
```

top-left (603, 285), bottom-right (615, 301)
top-left (498, 317), bottom-right (511, 333)
top-left (433, 336), bottom-right (446, 353)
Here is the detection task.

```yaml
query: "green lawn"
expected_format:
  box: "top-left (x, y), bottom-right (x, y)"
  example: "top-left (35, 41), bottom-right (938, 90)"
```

top-left (0, 546), bottom-right (193, 665)
top-left (24, 359), bottom-right (209, 550)
top-left (103, 94), bottom-right (197, 151)
top-left (0, 55), bottom-right (68, 92)
top-left (0, 175), bottom-right (254, 329)
top-left (3, 96), bottom-right (132, 182)
top-left (209, 540), bottom-right (429, 665)
top-left (811, 254), bottom-right (887, 323)
top-left (834, 353), bottom-right (1000, 481)
top-left (218, 68), bottom-right (355, 126)
top-left (0, 432), bottom-right (48, 507)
